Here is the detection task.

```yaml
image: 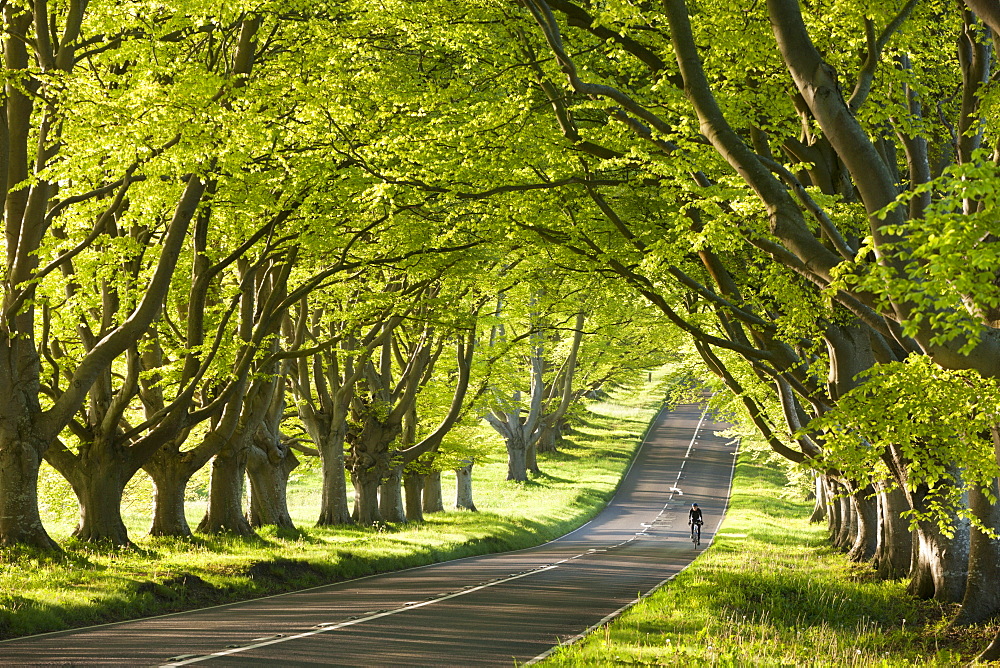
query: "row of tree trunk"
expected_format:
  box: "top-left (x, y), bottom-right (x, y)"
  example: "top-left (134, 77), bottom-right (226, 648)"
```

top-left (819, 472), bottom-right (1000, 633)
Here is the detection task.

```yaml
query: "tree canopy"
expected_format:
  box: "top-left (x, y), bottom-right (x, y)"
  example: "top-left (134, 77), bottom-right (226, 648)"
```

top-left (5, 0), bottom-right (1000, 657)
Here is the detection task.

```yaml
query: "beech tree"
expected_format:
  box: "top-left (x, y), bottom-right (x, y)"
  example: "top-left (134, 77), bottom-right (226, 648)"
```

top-left (346, 277), bottom-right (478, 525)
top-left (0, 3), bottom-right (264, 547)
top-left (479, 0), bottom-right (1000, 651)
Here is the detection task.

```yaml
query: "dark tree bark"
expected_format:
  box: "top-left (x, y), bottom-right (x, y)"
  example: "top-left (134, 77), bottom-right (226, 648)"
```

top-left (311, 416), bottom-right (352, 526)
top-left (50, 437), bottom-right (132, 545)
top-left (536, 418), bottom-right (564, 454)
top-left (144, 388), bottom-right (247, 537)
top-left (0, 379), bottom-right (57, 549)
top-left (505, 431), bottom-right (530, 483)
top-left (826, 479), bottom-right (844, 547)
top-left (908, 521), bottom-right (969, 603)
top-left (831, 483), bottom-right (854, 551)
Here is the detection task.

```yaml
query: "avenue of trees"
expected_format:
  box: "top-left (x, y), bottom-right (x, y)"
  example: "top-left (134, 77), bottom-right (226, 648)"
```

top-left (5, 0), bottom-right (1000, 658)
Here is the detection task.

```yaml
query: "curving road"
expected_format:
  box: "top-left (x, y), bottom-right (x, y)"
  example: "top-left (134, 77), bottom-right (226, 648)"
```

top-left (0, 403), bottom-right (736, 666)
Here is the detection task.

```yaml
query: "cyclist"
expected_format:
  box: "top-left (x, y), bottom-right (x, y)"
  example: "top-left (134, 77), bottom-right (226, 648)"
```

top-left (688, 503), bottom-right (704, 542)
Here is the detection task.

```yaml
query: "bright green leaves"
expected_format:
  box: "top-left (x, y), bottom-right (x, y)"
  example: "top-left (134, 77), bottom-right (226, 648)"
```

top-left (810, 354), bottom-right (1000, 531)
top-left (834, 152), bottom-right (1000, 353)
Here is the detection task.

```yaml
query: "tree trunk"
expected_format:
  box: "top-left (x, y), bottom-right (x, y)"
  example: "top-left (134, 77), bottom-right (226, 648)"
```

top-left (197, 442), bottom-right (255, 536)
top-left (403, 471), bottom-right (424, 522)
top-left (908, 519), bottom-right (970, 603)
top-left (0, 435), bottom-right (58, 549)
top-left (304, 415), bottom-right (352, 527)
top-left (422, 471), bottom-right (444, 513)
top-left (847, 485), bottom-right (878, 562)
top-left (536, 419), bottom-right (562, 454)
top-left (953, 480), bottom-right (1000, 625)
top-left (833, 484), bottom-right (853, 550)
top-left (507, 437), bottom-right (528, 482)
top-left (144, 448), bottom-right (197, 538)
top-left (52, 438), bottom-right (136, 546)
top-left (844, 492), bottom-right (860, 552)
top-left (352, 468), bottom-right (382, 525)
top-left (874, 483), bottom-right (912, 580)
top-left (826, 478), bottom-right (843, 543)
top-left (316, 432), bottom-right (351, 526)
top-left (527, 439), bottom-right (541, 476)
top-left (455, 462), bottom-right (477, 511)
top-left (809, 474), bottom-right (827, 523)
top-left (246, 440), bottom-right (298, 530)
top-left (379, 465), bottom-right (407, 523)
top-left (69, 467), bottom-right (131, 545)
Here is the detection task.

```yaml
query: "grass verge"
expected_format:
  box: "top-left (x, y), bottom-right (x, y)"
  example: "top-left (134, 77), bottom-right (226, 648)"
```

top-left (0, 377), bottom-right (667, 641)
top-left (540, 451), bottom-right (995, 666)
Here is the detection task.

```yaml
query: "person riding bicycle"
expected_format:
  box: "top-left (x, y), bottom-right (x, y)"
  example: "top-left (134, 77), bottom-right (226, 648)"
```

top-left (688, 503), bottom-right (704, 528)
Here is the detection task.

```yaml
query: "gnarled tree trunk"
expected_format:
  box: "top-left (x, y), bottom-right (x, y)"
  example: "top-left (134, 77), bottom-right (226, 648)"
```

top-left (44, 431), bottom-right (139, 546)
top-left (0, 426), bottom-right (58, 549)
top-left (908, 517), bottom-right (970, 603)
top-left (247, 438), bottom-right (298, 530)
top-left (197, 434), bottom-right (255, 536)
top-left (146, 452), bottom-right (194, 537)
top-left (536, 418), bottom-right (564, 454)
top-left (352, 467), bottom-right (382, 525)
top-left (506, 432), bottom-right (529, 482)
top-left (63, 449), bottom-right (132, 545)
top-left (313, 422), bottom-right (352, 526)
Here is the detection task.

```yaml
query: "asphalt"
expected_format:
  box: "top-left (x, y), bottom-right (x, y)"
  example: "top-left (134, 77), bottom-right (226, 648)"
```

top-left (0, 402), bottom-right (736, 667)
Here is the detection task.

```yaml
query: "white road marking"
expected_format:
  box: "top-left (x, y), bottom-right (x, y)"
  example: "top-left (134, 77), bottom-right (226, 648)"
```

top-left (160, 565), bottom-right (559, 666)
top-left (164, 404), bottom-right (720, 667)
top-left (653, 404), bottom-right (710, 524)
top-left (528, 403), bottom-right (738, 666)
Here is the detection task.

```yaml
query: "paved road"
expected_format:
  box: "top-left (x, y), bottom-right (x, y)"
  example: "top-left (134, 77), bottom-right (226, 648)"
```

top-left (1, 403), bottom-right (736, 666)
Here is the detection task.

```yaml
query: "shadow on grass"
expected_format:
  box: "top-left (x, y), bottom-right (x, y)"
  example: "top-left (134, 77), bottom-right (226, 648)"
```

top-left (529, 470), bottom-right (574, 484)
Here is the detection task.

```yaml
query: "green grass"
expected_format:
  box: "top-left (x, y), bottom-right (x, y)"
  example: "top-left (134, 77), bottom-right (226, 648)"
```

top-left (0, 375), bottom-right (669, 641)
top-left (539, 451), bottom-right (994, 666)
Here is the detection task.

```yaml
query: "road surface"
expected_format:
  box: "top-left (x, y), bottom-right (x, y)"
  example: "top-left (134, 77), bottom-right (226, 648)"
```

top-left (0, 402), bottom-right (736, 666)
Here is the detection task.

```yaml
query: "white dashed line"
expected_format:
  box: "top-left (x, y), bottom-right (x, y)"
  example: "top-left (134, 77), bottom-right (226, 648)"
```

top-left (160, 565), bottom-right (559, 666)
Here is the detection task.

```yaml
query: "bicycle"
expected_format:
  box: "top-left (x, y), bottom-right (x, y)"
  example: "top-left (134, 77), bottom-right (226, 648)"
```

top-left (690, 520), bottom-right (702, 548)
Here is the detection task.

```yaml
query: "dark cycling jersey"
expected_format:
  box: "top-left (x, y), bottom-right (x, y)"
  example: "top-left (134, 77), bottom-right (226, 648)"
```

top-left (689, 507), bottom-right (703, 525)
